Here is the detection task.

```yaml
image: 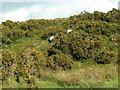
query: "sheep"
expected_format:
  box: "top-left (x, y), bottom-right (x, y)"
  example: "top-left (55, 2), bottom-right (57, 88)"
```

top-left (111, 37), bottom-right (117, 41)
top-left (48, 36), bottom-right (54, 42)
top-left (65, 29), bottom-right (72, 34)
top-left (31, 44), bottom-right (38, 47)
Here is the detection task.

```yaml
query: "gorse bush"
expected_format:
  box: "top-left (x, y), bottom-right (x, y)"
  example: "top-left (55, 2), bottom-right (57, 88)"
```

top-left (69, 8), bottom-right (120, 23)
top-left (47, 54), bottom-right (74, 70)
top-left (2, 20), bottom-right (17, 28)
top-left (1, 9), bottom-right (120, 86)
top-left (94, 49), bottom-right (118, 64)
top-left (42, 25), bottom-right (66, 39)
top-left (15, 48), bottom-right (47, 80)
top-left (2, 25), bottom-right (26, 44)
top-left (2, 50), bottom-right (18, 80)
top-left (51, 23), bottom-right (119, 63)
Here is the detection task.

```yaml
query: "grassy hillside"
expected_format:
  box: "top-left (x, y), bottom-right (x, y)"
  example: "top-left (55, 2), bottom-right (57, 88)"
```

top-left (1, 8), bottom-right (120, 88)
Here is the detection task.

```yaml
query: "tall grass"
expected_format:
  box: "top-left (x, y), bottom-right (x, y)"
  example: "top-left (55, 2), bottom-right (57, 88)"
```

top-left (2, 63), bottom-right (118, 88)
top-left (38, 63), bottom-right (118, 88)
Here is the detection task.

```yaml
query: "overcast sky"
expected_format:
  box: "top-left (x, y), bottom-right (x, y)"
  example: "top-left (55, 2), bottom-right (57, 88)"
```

top-left (0, 0), bottom-right (119, 23)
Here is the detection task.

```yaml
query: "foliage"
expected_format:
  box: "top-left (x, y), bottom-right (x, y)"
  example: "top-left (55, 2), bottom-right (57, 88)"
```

top-left (15, 48), bottom-right (47, 82)
top-left (42, 25), bottom-right (66, 39)
top-left (2, 49), bottom-right (18, 81)
top-left (1, 9), bottom-right (120, 87)
top-left (47, 54), bottom-right (74, 70)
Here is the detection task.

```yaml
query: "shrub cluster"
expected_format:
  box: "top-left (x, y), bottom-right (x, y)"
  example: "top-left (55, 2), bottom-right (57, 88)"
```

top-left (47, 54), bottom-right (74, 70)
top-left (1, 9), bottom-right (120, 85)
top-left (50, 21), bottom-right (119, 64)
top-left (42, 25), bottom-right (66, 39)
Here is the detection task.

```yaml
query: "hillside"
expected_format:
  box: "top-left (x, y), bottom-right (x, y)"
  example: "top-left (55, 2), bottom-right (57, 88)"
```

top-left (1, 8), bottom-right (120, 88)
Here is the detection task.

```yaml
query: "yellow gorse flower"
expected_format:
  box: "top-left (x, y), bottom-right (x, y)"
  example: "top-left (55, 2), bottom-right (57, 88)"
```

top-left (32, 49), bottom-right (37, 52)
top-left (90, 40), bottom-right (95, 46)
top-left (22, 53), bottom-right (25, 55)
top-left (106, 51), bottom-right (115, 55)
top-left (40, 56), bottom-right (45, 60)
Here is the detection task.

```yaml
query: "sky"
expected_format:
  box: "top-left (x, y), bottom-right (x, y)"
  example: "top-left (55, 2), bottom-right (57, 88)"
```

top-left (0, 0), bottom-right (119, 23)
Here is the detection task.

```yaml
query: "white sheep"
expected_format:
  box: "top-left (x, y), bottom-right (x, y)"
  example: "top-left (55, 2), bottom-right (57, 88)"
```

top-left (111, 37), bottom-right (117, 41)
top-left (48, 36), bottom-right (54, 42)
top-left (65, 29), bottom-right (72, 34)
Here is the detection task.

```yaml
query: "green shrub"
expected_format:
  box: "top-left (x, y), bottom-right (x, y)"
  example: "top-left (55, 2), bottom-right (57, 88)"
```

top-left (51, 28), bottom-right (118, 64)
top-left (2, 50), bottom-right (17, 80)
top-left (42, 25), bottom-right (65, 39)
top-left (15, 48), bottom-right (47, 82)
top-left (2, 25), bottom-right (26, 44)
top-left (2, 20), bottom-right (17, 28)
top-left (94, 49), bottom-right (118, 64)
top-left (47, 54), bottom-right (74, 70)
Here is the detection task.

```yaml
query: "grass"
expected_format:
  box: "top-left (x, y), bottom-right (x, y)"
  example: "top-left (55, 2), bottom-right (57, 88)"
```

top-left (5, 35), bottom-right (52, 55)
top-left (98, 78), bottom-right (118, 88)
top-left (45, 63), bottom-right (118, 88)
top-left (35, 78), bottom-right (118, 88)
top-left (2, 63), bottom-right (118, 88)
top-left (35, 80), bottom-right (63, 88)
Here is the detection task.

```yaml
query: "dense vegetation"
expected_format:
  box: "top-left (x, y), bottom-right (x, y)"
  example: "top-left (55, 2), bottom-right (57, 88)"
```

top-left (1, 8), bottom-right (120, 88)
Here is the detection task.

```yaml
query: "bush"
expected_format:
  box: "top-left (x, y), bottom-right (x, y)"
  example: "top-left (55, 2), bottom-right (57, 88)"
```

top-left (2, 25), bottom-right (26, 44)
top-left (42, 25), bottom-right (65, 39)
top-left (46, 54), bottom-right (74, 70)
top-left (15, 48), bottom-right (47, 82)
top-left (94, 49), bottom-right (118, 64)
top-left (2, 50), bottom-right (17, 80)
top-left (50, 28), bottom-right (118, 64)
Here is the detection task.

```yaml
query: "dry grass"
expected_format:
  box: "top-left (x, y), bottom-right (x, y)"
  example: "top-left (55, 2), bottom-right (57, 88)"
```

top-left (41, 63), bottom-right (118, 87)
top-left (2, 63), bottom-right (118, 88)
